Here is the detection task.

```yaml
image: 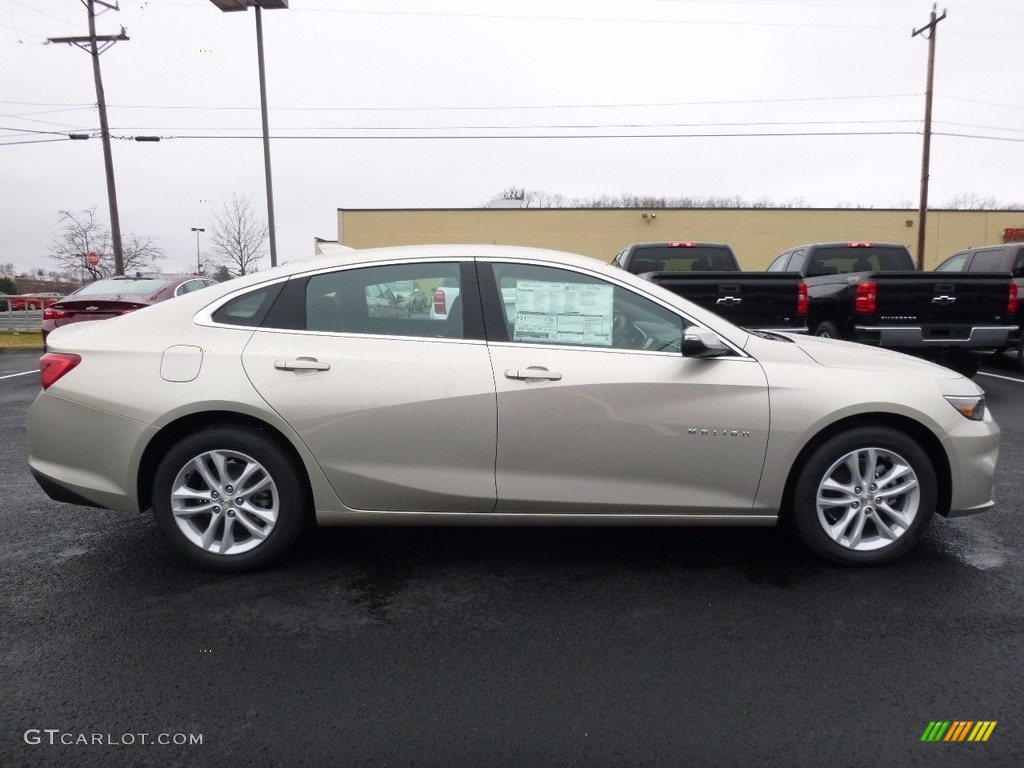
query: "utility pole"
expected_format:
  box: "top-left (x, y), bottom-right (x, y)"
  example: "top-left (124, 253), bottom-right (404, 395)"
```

top-left (48, 1), bottom-right (128, 276)
top-left (912, 4), bottom-right (947, 270)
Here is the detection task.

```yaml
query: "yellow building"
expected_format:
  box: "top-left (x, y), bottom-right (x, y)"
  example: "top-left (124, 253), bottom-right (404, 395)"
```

top-left (336, 207), bottom-right (1024, 269)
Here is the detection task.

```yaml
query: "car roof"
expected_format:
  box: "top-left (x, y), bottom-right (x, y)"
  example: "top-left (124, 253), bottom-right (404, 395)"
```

top-left (235, 244), bottom-right (610, 284)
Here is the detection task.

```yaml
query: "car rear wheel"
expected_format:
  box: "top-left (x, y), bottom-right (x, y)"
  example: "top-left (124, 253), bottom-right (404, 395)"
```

top-left (790, 426), bottom-right (936, 565)
top-left (152, 426), bottom-right (309, 572)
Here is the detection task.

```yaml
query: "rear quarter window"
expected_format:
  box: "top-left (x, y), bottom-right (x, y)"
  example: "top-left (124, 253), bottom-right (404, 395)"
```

top-left (210, 283), bottom-right (284, 327)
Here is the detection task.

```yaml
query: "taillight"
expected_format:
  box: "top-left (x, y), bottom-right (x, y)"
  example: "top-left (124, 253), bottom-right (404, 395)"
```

top-left (43, 306), bottom-right (69, 320)
top-left (1009, 282), bottom-right (1018, 315)
top-left (848, 241), bottom-right (874, 248)
top-left (854, 280), bottom-right (877, 314)
top-left (433, 290), bottom-right (447, 315)
top-left (39, 353), bottom-right (81, 390)
top-left (669, 241), bottom-right (697, 248)
top-left (796, 281), bottom-right (808, 316)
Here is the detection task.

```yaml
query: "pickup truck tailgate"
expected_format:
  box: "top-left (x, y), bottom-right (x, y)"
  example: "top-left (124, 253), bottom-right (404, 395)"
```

top-left (647, 271), bottom-right (806, 330)
top-left (871, 272), bottom-right (1013, 326)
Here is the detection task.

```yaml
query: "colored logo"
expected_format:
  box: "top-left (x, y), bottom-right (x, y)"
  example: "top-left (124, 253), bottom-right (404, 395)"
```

top-left (921, 721), bottom-right (997, 742)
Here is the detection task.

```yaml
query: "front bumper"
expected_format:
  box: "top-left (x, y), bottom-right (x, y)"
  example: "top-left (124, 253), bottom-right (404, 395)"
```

top-left (942, 412), bottom-right (1001, 517)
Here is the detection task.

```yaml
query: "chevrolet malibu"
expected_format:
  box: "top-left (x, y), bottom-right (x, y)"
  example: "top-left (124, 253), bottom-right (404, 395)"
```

top-left (28, 245), bottom-right (999, 571)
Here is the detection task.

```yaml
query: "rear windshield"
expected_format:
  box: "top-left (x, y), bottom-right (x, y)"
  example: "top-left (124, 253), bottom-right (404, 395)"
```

top-left (806, 247), bottom-right (913, 276)
top-left (627, 246), bottom-right (735, 273)
top-left (73, 278), bottom-right (172, 297)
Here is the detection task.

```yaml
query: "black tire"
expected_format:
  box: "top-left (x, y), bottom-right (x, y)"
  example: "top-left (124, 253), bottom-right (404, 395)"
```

top-left (952, 352), bottom-right (982, 378)
top-left (790, 426), bottom-right (936, 566)
top-left (813, 320), bottom-right (839, 339)
top-left (1018, 336), bottom-right (1024, 373)
top-left (152, 425), bottom-right (310, 572)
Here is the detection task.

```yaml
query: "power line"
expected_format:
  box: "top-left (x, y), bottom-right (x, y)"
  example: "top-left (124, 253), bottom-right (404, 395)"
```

top-left (98, 129), bottom-right (1023, 143)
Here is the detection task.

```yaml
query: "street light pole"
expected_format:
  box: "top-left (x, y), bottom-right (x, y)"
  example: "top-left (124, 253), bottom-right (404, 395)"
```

top-left (191, 227), bottom-right (205, 274)
top-left (208, 1), bottom-right (287, 268)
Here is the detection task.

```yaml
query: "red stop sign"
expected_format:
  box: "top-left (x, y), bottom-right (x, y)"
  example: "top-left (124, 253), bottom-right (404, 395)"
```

top-left (87, 251), bottom-right (99, 267)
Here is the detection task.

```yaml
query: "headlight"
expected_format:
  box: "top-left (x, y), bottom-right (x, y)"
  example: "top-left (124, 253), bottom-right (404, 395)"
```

top-left (945, 394), bottom-right (986, 421)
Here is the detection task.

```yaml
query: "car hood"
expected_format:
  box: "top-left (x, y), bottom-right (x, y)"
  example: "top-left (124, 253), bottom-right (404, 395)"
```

top-left (786, 334), bottom-right (965, 380)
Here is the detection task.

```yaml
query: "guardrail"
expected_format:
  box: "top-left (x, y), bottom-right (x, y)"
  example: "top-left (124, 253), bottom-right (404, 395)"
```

top-left (0, 307), bottom-right (43, 332)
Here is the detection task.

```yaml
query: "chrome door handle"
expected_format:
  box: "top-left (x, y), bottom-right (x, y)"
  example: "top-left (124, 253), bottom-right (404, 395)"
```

top-left (504, 367), bottom-right (562, 381)
top-left (275, 358), bottom-right (331, 372)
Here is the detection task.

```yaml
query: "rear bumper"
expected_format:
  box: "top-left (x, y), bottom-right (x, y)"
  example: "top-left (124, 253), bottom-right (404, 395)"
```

top-left (854, 325), bottom-right (1016, 349)
top-left (28, 391), bottom-right (155, 514)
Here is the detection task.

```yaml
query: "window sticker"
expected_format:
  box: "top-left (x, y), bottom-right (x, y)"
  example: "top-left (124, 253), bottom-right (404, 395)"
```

top-left (513, 280), bottom-right (614, 346)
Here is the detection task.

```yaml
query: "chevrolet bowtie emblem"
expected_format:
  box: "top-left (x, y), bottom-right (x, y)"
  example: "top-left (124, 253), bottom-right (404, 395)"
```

top-left (931, 295), bottom-right (956, 305)
top-left (85, 305), bottom-right (99, 311)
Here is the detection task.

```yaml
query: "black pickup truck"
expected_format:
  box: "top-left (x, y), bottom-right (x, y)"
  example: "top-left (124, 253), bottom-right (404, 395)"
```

top-left (767, 241), bottom-right (1018, 376)
top-left (612, 241), bottom-right (807, 332)
top-left (936, 242), bottom-right (1024, 369)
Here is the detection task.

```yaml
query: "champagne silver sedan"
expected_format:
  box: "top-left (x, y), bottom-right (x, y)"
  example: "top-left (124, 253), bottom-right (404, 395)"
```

top-left (28, 245), bottom-right (999, 571)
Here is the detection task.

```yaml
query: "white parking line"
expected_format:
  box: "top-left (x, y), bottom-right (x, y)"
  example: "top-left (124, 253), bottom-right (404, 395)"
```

top-left (978, 371), bottom-right (1024, 384)
top-left (0, 370), bottom-right (35, 381)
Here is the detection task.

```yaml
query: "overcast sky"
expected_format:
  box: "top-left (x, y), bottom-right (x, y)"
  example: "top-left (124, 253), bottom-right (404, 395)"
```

top-left (1, 0), bottom-right (1022, 276)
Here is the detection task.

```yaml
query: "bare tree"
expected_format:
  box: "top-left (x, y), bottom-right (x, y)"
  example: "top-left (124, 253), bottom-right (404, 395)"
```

top-left (121, 233), bottom-right (166, 276)
top-left (498, 188), bottom-right (816, 210)
top-left (47, 208), bottom-right (165, 279)
top-left (209, 194), bottom-right (268, 277)
top-left (48, 208), bottom-right (111, 281)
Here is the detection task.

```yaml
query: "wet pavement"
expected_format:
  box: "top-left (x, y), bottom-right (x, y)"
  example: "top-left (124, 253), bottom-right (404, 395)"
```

top-left (2, 348), bottom-right (1022, 767)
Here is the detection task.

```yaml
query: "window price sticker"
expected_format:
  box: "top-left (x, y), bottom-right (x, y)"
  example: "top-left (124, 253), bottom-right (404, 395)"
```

top-left (513, 280), bottom-right (614, 346)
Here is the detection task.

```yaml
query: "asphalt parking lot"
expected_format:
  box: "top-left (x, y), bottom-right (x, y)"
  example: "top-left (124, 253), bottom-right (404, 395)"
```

top-left (2, 347), bottom-right (1022, 768)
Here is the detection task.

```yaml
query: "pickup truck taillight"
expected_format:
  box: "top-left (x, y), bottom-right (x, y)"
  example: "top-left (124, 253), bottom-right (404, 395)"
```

top-left (1009, 282), bottom-right (1018, 314)
top-left (796, 281), bottom-right (808, 316)
top-left (854, 280), bottom-right (877, 314)
top-left (433, 289), bottom-right (447, 315)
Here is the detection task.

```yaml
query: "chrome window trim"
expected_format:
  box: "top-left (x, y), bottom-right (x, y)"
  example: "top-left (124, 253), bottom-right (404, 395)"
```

top-left (246, 325), bottom-right (488, 345)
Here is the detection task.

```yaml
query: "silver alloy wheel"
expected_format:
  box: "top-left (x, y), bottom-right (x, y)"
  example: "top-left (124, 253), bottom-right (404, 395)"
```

top-left (169, 449), bottom-right (280, 556)
top-left (815, 447), bottom-right (920, 551)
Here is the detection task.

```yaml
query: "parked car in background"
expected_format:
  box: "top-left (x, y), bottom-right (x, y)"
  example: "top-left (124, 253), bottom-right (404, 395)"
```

top-left (429, 276), bottom-right (462, 320)
top-left (42, 274), bottom-right (217, 347)
top-left (768, 241), bottom-right (1017, 376)
top-left (29, 245), bottom-right (998, 572)
top-left (10, 292), bottom-right (63, 311)
top-left (611, 241), bottom-right (807, 332)
top-left (936, 243), bottom-right (1024, 369)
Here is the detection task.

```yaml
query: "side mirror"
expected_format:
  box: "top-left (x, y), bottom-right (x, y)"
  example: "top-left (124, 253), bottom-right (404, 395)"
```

top-left (682, 327), bottom-right (731, 358)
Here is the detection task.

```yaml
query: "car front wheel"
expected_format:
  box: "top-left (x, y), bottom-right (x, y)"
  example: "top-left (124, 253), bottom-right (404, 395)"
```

top-left (152, 426), bottom-right (310, 571)
top-left (790, 426), bottom-right (936, 565)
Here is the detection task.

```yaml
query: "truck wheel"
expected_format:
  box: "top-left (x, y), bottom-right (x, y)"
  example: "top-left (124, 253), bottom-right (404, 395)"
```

top-left (790, 426), bottom-right (936, 565)
top-left (952, 353), bottom-right (982, 378)
top-left (813, 321), bottom-right (839, 339)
